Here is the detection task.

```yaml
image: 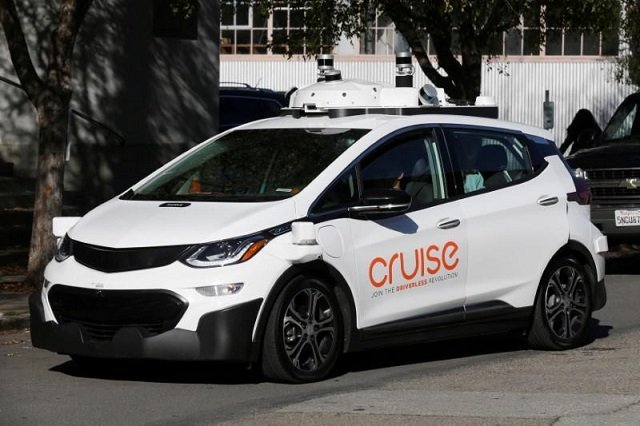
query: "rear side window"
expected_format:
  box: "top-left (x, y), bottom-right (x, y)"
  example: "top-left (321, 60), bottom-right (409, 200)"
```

top-left (445, 128), bottom-right (534, 194)
top-left (526, 134), bottom-right (562, 171)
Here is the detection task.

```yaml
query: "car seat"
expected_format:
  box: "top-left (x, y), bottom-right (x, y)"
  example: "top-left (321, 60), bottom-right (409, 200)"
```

top-left (476, 145), bottom-right (512, 187)
top-left (405, 158), bottom-right (434, 206)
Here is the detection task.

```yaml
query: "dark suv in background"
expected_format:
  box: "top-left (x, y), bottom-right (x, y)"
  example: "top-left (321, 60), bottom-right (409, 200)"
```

top-left (219, 84), bottom-right (286, 132)
top-left (567, 93), bottom-right (640, 240)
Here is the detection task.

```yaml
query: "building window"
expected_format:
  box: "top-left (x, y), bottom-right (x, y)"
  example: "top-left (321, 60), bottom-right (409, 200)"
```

top-left (219, 4), bottom-right (619, 57)
top-left (220, 2), bottom-right (311, 55)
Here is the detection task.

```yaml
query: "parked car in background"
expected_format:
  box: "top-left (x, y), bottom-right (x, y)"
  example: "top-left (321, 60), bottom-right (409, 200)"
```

top-left (219, 84), bottom-right (286, 132)
top-left (567, 93), bottom-right (640, 240)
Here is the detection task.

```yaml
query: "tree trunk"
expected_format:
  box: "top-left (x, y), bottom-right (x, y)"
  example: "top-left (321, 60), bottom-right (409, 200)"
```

top-left (25, 90), bottom-right (70, 288)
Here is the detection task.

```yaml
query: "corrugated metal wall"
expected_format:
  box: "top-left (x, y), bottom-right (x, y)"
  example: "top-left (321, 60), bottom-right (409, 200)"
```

top-left (481, 61), bottom-right (636, 143)
top-left (221, 57), bottom-right (637, 144)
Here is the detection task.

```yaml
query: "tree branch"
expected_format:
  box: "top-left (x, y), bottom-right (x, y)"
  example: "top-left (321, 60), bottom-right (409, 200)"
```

top-left (47, 0), bottom-right (93, 92)
top-left (381, 1), bottom-right (463, 98)
top-left (478, 0), bottom-right (521, 41)
top-left (0, 0), bottom-right (44, 103)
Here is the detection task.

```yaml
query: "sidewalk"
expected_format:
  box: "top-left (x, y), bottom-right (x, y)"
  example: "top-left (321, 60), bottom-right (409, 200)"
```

top-left (0, 274), bottom-right (31, 331)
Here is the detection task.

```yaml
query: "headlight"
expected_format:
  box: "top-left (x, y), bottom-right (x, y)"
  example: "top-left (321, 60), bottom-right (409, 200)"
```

top-left (55, 234), bottom-right (73, 262)
top-left (182, 234), bottom-right (269, 268)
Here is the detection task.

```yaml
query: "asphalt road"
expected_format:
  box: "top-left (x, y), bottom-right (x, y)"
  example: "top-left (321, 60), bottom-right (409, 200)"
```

top-left (1, 266), bottom-right (639, 425)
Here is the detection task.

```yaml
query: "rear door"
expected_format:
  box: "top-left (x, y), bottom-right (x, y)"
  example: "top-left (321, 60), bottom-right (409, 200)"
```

top-left (443, 126), bottom-right (569, 312)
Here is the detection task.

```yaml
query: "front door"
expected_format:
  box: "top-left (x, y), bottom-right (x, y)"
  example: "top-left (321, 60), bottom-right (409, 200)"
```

top-left (349, 128), bottom-right (467, 328)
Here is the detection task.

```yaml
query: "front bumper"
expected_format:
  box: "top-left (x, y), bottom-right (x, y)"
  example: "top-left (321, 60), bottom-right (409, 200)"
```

top-left (592, 206), bottom-right (640, 239)
top-left (30, 292), bottom-right (262, 362)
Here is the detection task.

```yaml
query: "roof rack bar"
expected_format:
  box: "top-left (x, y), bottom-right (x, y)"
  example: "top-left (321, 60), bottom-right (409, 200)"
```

top-left (281, 106), bottom-right (498, 119)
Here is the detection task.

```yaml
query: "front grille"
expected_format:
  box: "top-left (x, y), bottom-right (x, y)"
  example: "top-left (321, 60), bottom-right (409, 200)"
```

top-left (72, 239), bottom-right (191, 273)
top-left (587, 168), bottom-right (640, 180)
top-left (585, 168), bottom-right (640, 208)
top-left (591, 187), bottom-right (640, 198)
top-left (48, 285), bottom-right (188, 341)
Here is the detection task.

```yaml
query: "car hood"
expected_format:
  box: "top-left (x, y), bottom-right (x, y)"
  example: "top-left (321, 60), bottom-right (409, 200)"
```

top-left (68, 198), bottom-right (297, 248)
top-left (567, 142), bottom-right (640, 169)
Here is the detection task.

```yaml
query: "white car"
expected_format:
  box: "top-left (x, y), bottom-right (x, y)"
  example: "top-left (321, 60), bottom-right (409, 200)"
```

top-left (30, 67), bottom-right (608, 383)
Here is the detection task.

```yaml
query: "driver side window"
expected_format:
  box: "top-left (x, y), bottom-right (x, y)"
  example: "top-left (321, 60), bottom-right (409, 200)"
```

top-left (361, 129), bottom-right (446, 210)
top-left (313, 129), bottom-right (447, 215)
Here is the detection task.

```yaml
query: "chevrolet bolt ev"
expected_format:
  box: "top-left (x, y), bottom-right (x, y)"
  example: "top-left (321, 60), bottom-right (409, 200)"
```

top-left (31, 70), bottom-right (608, 383)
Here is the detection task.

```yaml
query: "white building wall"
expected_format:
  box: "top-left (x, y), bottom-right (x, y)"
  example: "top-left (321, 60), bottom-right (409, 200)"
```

top-left (221, 56), bottom-right (637, 144)
top-left (481, 61), bottom-right (637, 143)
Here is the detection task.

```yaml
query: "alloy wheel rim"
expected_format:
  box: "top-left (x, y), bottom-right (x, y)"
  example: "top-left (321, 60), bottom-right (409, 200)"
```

top-left (544, 265), bottom-right (588, 340)
top-left (282, 287), bottom-right (337, 372)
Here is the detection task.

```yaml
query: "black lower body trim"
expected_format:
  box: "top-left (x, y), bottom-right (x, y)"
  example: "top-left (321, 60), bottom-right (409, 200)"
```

top-left (593, 279), bottom-right (607, 311)
top-left (349, 302), bottom-right (532, 352)
top-left (30, 291), bottom-right (262, 363)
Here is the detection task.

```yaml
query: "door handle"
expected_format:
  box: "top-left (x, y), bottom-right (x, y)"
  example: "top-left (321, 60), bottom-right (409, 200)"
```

top-left (537, 196), bottom-right (559, 206)
top-left (437, 218), bottom-right (461, 229)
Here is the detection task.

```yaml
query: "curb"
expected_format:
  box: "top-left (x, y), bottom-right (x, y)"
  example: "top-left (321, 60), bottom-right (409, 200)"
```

top-left (0, 314), bottom-right (30, 331)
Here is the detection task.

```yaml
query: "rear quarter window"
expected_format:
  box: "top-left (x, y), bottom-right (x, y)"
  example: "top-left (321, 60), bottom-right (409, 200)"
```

top-left (525, 134), bottom-right (563, 171)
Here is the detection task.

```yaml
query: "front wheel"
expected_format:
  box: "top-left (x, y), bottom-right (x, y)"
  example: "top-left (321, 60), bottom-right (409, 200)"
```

top-left (261, 276), bottom-right (343, 383)
top-left (528, 256), bottom-right (592, 350)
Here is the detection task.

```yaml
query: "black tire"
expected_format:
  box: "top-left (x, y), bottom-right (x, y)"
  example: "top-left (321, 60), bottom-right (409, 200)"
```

top-left (528, 256), bottom-right (592, 350)
top-left (261, 275), bottom-right (343, 383)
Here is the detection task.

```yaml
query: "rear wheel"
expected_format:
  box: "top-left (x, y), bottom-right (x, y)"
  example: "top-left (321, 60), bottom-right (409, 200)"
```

top-left (261, 275), bottom-right (343, 383)
top-left (528, 256), bottom-right (592, 350)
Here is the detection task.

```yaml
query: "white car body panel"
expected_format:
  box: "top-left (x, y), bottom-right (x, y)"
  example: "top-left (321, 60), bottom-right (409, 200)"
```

top-left (70, 198), bottom-right (296, 247)
top-left (461, 156), bottom-right (573, 308)
top-left (32, 82), bottom-right (607, 373)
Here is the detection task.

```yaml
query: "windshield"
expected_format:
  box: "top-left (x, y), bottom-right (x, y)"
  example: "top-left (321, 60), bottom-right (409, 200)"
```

top-left (602, 97), bottom-right (640, 143)
top-left (130, 128), bottom-right (368, 202)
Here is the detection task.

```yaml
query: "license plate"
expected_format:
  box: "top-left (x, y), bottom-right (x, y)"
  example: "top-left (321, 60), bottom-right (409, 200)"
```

top-left (615, 209), bottom-right (640, 227)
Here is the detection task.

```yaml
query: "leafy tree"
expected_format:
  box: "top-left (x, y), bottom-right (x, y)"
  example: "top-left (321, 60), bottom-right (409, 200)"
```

top-left (254, 0), bottom-right (621, 102)
top-left (619, 0), bottom-right (640, 86)
top-left (1, 0), bottom-right (200, 288)
top-left (1, 0), bottom-right (93, 287)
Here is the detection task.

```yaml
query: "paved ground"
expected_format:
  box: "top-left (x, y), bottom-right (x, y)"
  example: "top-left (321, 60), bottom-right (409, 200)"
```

top-left (2, 314), bottom-right (640, 425)
top-left (1, 248), bottom-right (638, 424)
top-left (211, 328), bottom-right (640, 425)
top-left (0, 289), bottom-right (29, 331)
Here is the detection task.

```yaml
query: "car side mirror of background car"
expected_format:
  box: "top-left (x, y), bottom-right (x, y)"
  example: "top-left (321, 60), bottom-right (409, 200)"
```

top-left (349, 189), bottom-right (411, 218)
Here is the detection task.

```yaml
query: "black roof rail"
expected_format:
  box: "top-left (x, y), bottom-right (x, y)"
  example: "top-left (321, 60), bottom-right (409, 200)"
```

top-left (281, 105), bottom-right (499, 119)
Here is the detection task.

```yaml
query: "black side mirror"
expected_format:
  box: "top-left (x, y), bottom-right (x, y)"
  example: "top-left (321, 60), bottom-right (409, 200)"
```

top-left (349, 189), bottom-right (411, 217)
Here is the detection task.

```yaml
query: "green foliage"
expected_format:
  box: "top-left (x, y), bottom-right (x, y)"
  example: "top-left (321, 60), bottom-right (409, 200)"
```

top-left (618, 0), bottom-right (640, 87)
top-left (227, 0), bottom-right (621, 100)
top-left (169, 0), bottom-right (197, 19)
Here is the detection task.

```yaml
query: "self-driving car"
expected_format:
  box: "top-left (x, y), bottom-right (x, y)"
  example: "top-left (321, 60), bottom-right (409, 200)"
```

top-left (31, 57), bottom-right (607, 383)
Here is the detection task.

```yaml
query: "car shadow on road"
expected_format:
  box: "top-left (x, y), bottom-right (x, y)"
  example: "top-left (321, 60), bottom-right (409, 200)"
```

top-left (336, 317), bottom-right (614, 376)
top-left (605, 243), bottom-right (640, 275)
top-left (335, 333), bottom-right (529, 376)
top-left (51, 359), bottom-right (263, 385)
top-left (50, 317), bottom-right (616, 385)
